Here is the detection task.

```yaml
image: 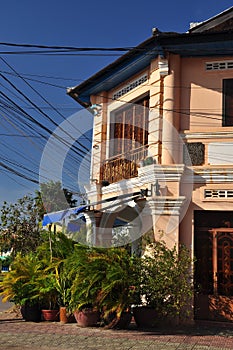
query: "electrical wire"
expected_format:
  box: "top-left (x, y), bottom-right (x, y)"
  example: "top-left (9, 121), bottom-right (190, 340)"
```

top-left (0, 105), bottom-right (91, 184)
top-left (0, 71), bottom-right (90, 155)
top-left (0, 57), bottom-right (92, 147)
top-left (0, 87), bottom-right (91, 187)
top-left (0, 42), bottom-right (133, 51)
top-left (1, 41), bottom-right (233, 198)
top-left (0, 88), bottom-right (91, 175)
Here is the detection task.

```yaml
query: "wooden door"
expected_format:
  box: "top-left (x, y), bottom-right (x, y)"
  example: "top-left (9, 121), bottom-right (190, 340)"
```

top-left (195, 228), bottom-right (233, 322)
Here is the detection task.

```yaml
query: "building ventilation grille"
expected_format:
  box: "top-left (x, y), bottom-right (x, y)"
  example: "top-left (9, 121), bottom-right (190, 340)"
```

top-left (204, 189), bottom-right (233, 199)
top-left (206, 61), bottom-right (233, 71)
top-left (113, 74), bottom-right (148, 100)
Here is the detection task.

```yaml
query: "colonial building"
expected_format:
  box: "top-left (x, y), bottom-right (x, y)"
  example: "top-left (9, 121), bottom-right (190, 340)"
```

top-left (45, 7), bottom-right (233, 322)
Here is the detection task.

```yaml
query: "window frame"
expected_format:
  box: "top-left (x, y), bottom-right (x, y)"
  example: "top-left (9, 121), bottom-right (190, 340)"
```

top-left (109, 94), bottom-right (149, 159)
top-left (223, 79), bottom-right (233, 127)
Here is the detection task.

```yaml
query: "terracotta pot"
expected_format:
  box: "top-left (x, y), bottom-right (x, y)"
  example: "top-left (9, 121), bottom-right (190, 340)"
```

top-left (41, 309), bottom-right (59, 322)
top-left (132, 306), bottom-right (158, 328)
top-left (73, 309), bottom-right (100, 327)
top-left (59, 307), bottom-right (68, 323)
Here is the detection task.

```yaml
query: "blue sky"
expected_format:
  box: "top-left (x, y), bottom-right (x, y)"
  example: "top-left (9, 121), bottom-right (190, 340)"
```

top-left (0, 1), bottom-right (232, 206)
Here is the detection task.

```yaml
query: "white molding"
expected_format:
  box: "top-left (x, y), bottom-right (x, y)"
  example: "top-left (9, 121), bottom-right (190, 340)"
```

top-left (181, 131), bottom-right (233, 140)
top-left (192, 166), bottom-right (233, 183)
top-left (100, 164), bottom-right (185, 196)
top-left (145, 197), bottom-right (186, 215)
top-left (138, 164), bottom-right (185, 182)
top-left (89, 164), bottom-right (186, 204)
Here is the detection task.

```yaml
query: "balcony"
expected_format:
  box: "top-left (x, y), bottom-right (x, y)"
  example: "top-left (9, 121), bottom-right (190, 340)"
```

top-left (100, 145), bottom-right (148, 184)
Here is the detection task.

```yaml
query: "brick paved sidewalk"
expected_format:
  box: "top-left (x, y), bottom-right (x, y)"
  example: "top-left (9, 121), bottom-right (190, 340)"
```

top-left (1, 308), bottom-right (233, 350)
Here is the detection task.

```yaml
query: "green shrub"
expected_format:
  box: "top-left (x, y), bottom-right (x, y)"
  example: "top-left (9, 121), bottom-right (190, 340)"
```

top-left (136, 241), bottom-right (193, 319)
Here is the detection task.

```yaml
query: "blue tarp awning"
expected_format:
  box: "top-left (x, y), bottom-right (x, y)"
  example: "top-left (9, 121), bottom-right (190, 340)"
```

top-left (42, 206), bottom-right (86, 226)
top-left (42, 190), bottom-right (143, 227)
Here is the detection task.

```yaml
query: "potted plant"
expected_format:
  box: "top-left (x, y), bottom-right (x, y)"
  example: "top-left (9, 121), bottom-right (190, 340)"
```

top-left (34, 271), bottom-right (60, 321)
top-left (53, 264), bottom-right (74, 323)
top-left (34, 231), bottom-right (75, 322)
top-left (0, 232), bottom-right (76, 323)
top-left (0, 252), bottom-right (42, 322)
top-left (67, 244), bottom-right (137, 328)
top-left (94, 247), bottom-right (138, 329)
top-left (132, 241), bottom-right (193, 328)
top-left (65, 244), bottom-right (101, 327)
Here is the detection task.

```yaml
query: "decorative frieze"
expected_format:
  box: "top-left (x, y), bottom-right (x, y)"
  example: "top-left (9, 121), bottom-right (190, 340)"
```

top-left (183, 142), bottom-right (205, 166)
top-left (206, 60), bottom-right (233, 71)
top-left (113, 74), bottom-right (148, 100)
top-left (204, 189), bottom-right (233, 199)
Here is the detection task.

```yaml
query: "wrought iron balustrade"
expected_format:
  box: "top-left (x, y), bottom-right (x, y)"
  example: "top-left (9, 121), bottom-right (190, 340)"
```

top-left (100, 145), bottom-right (148, 184)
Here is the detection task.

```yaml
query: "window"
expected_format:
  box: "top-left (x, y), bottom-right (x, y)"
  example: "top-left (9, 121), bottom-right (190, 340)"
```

top-left (223, 79), bottom-right (233, 126)
top-left (109, 95), bottom-right (149, 158)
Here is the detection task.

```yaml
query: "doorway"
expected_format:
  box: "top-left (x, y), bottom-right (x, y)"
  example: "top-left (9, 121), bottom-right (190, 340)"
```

top-left (194, 210), bottom-right (233, 322)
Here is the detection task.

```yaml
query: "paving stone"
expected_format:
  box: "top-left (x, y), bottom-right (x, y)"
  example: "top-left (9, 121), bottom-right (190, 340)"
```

top-left (1, 310), bottom-right (233, 350)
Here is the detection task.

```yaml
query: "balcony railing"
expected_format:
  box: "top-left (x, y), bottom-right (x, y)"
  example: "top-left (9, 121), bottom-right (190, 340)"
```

top-left (100, 145), bottom-right (148, 184)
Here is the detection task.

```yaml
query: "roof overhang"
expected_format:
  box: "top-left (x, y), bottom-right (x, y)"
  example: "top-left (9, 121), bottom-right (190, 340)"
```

top-left (189, 6), bottom-right (233, 33)
top-left (67, 31), bottom-right (233, 107)
top-left (67, 36), bottom-right (163, 107)
top-left (159, 31), bottom-right (233, 57)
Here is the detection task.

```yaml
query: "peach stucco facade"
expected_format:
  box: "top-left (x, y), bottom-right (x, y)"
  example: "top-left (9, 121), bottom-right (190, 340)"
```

top-left (87, 50), bottom-right (233, 249)
top-left (66, 7), bottom-right (233, 322)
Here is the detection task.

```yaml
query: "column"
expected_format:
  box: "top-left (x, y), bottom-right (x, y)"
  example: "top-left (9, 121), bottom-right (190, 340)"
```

top-left (162, 54), bottom-right (181, 165)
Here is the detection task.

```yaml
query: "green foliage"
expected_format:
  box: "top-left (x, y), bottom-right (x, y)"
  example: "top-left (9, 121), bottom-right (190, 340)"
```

top-left (0, 195), bottom-right (45, 257)
top-left (0, 232), bottom-right (75, 310)
top-left (37, 231), bottom-right (75, 262)
top-left (32, 270), bottom-right (59, 310)
top-left (64, 244), bottom-right (95, 310)
top-left (136, 241), bottom-right (193, 318)
top-left (31, 232), bottom-right (75, 309)
top-left (0, 252), bottom-right (43, 306)
top-left (95, 247), bottom-right (139, 322)
top-left (53, 265), bottom-right (72, 309)
top-left (0, 181), bottom-right (77, 258)
top-left (65, 244), bottom-right (139, 326)
top-left (0, 229), bottom-right (194, 325)
top-left (39, 180), bottom-right (77, 213)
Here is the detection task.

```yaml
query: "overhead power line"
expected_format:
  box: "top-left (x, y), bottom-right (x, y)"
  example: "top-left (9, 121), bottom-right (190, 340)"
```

top-left (0, 73), bottom-right (90, 157)
top-left (0, 42), bottom-right (133, 51)
top-left (0, 70), bottom-right (84, 82)
top-left (0, 57), bottom-right (91, 148)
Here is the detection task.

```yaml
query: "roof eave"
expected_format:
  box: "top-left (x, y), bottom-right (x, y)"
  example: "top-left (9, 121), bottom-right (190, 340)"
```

top-left (189, 6), bottom-right (233, 33)
top-left (66, 35), bottom-right (163, 106)
top-left (67, 30), bottom-right (233, 107)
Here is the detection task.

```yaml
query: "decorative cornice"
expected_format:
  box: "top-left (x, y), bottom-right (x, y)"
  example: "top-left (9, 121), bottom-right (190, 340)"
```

top-left (192, 166), bottom-right (233, 183)
top-left (181, 131), bottom-right (233, 140)
top-left (145, 197), bottom-right (186, 215)
top-left (138, 164), bottom-right (185, 182)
